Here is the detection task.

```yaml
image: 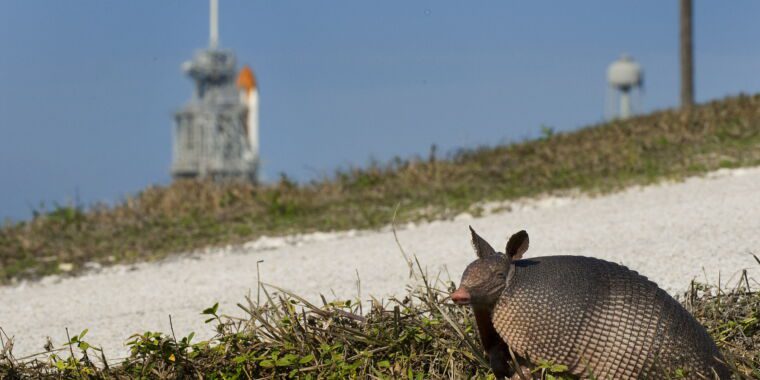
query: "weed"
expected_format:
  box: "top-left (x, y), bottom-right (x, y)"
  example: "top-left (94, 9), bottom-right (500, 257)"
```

top-left (0, 267), bottom-right (757, 378)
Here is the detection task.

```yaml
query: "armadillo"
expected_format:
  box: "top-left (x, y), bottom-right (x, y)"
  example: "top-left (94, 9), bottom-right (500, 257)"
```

top-left (450, 228), bottom-right (730, 379)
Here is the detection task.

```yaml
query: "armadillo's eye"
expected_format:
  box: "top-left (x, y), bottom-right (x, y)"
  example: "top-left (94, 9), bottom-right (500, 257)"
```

top-left (497, 272), bottom-right (506, 279)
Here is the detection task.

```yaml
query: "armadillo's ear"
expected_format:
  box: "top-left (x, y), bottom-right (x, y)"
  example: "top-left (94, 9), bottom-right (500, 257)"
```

top-left (505, 230), bottom-right (529, 260)
top-left (469, 226), bottom-right (497, 258)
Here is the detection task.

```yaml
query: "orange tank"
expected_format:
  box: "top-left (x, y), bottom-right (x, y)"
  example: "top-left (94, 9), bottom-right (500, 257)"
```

top-left (237, 65), bottom-right (257, 92)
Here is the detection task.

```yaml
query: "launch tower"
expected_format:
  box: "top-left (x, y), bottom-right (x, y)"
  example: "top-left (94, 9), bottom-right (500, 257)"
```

top-left (171, 0), bottom-right (260, 182)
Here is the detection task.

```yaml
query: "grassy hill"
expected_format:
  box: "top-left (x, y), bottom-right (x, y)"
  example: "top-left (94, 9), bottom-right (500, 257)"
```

top-left (2, 94), bottom-right (760, 378)
top-left (2, 94), bottom-right (760, 283)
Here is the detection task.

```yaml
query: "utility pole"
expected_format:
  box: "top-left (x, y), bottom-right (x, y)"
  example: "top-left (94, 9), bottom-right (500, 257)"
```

top-left (680, 0), bottom-right (694, 109)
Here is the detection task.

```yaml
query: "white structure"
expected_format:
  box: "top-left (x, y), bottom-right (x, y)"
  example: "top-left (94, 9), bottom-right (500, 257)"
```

top-left (209, 0), bottom-right (219, 50)
top-left (607, 54), bottom-right (644, 120)
top-left (171, 0), bottom-right (261, 182)
top-left (237, 66), bottom-right (259, 166)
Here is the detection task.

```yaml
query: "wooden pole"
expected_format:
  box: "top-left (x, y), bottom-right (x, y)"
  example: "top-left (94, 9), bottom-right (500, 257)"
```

top-left (680, 0), bottom-right (694, 109)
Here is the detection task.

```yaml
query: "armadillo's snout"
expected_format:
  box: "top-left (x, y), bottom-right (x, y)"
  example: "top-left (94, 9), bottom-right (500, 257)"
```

top-left (450, 287), bottom-right (471, 305)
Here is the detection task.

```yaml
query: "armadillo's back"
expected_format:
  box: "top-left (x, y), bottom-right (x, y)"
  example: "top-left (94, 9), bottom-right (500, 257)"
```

top-left (492, 256), bottom-right (729, 379)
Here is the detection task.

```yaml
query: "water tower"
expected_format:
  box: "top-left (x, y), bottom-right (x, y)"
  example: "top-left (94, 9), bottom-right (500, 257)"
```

top-left (171, 0), bottom-right (260, 182)
top-left (606, 54), bottom-right (644, 120)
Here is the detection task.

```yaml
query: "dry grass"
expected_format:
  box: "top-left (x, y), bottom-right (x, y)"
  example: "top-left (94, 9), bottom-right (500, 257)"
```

top-left (3, 95), bottom-right (760, 378)
top-left (685, 268), bottom-right (760, 378)
top-left (0, 261), bottom-right (758, 379)
top-left (2, 94), bottom-right (760, 283)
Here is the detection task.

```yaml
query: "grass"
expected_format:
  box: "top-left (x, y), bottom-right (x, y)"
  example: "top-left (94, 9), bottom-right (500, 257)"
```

top-left (3, 94), bottom-right (760, 282)
top-left (0, 255), bottom-right (758, 379)
top-left (3, 94), bottom-right (760, 283)
top-left (4, 95), bottom-right (760, 378)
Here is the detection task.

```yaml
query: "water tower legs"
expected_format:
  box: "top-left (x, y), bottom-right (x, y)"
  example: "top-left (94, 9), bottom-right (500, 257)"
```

top-left (619, 91), bottom-right (631, 119)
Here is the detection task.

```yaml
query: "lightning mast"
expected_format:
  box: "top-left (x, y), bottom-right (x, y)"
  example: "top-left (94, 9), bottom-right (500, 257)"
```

top-left (210, 0), bottom-right (219, 50)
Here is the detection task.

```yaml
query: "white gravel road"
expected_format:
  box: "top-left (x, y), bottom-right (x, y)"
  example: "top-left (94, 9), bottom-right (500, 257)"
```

top-left (2, 167), bottom-right (759, 360)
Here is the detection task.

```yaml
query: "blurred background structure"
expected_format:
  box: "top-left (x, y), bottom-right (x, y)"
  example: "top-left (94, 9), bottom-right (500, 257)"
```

top-left (680, 0), bottom-right (694, 109)
top-left (606, 55), bottom-right (644, 120)
top-left (1, 1), bottom-right (760, 221)
top-left (171, 0), bottom-right (260, 182)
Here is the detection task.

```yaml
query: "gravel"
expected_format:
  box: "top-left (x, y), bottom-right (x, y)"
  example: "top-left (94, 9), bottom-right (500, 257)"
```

top-left (2, 167), bottom-right (759, 360)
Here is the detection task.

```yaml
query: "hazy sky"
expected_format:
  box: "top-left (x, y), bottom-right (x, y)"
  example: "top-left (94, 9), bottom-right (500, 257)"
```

top-left (2, 1), bottom-right (760, 220)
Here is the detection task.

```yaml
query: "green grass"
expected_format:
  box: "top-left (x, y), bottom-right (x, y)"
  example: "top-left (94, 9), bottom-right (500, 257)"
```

top-left (2, 94), bottom-right (760, 282)
top-left (1, 262), bottom-right (757, 379)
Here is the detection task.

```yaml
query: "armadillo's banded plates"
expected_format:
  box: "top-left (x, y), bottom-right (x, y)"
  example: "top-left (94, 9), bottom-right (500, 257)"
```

top-left (491, 256), bottom-right (728, 379)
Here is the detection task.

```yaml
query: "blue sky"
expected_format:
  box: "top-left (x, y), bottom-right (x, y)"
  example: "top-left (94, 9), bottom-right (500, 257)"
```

top-left (1, 1), bottom-right (760, 221)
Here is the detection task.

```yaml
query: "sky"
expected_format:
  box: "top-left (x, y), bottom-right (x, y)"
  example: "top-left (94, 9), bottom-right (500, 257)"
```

top-left (1, 1), bottom-right (760, 221)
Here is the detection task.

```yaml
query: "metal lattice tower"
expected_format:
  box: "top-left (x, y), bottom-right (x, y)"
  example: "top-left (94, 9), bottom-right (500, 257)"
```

top-left (171, 0), bottom-right (259, 182)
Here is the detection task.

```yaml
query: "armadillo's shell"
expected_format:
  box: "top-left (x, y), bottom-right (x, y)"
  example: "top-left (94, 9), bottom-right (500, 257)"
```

top-left (492, 256), bottom-right (729, 379)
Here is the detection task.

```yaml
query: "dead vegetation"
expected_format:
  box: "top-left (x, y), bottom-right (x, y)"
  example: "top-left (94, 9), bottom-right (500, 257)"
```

top-left (3, 94), bottom-right (760, 283)
top-left (0, 258), bottom-right (758, 379)
top-left (685, 267), bottom-right (760, 378)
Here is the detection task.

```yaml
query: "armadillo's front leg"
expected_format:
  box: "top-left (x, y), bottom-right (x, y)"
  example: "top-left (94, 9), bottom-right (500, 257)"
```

top-left (487, 341), bottom-right (510, 379)
top-left (474, 307), bottom-right (512, 379)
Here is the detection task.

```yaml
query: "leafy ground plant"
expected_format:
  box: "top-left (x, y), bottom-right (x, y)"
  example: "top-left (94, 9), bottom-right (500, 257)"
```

top-left (0, 258), bottom-right (758, 379)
